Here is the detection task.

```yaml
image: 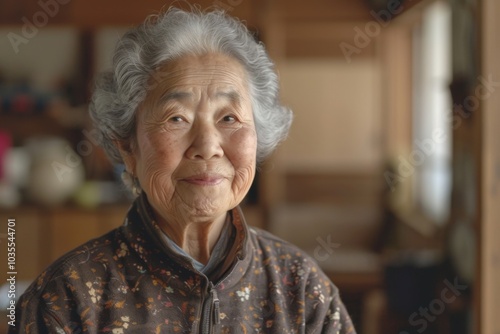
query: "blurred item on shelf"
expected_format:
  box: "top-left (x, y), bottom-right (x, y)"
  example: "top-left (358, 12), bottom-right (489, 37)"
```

top-left (0, 81), bottom-right (52, 115)
top-left (0, 130), bottom-right (21, 208)
top-left (25, 136), bottom-right (85, 206)
top-left (73, 180), bottom-right (131, 209)
top-left (0, 130), bottom-right (11, 179)
top-left (0, 131), bottom-right (131, 208)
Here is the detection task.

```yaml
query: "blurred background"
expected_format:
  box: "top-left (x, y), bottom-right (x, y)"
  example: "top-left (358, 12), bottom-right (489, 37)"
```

top-left (0, 0), bottom-right (499, 333)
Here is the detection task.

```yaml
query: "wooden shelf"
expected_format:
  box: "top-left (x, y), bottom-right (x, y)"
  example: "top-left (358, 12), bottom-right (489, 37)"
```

top-left (0, 114), bottom-right (76, 144)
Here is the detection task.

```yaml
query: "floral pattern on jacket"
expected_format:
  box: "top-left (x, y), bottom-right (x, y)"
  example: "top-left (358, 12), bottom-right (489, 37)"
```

top-left (10, 197), bottom-right (356, 334)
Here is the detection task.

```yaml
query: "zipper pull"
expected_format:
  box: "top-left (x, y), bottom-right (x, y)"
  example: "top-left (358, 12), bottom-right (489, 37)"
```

top-left (212, 287), bottom-right (221, 325)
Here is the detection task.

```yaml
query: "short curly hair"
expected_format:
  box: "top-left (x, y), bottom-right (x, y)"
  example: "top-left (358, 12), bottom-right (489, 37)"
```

top-left (89, 7), bottom-right (292, 167)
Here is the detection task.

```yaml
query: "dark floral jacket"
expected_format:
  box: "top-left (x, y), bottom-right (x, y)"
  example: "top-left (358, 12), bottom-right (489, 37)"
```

top-left (10, 196), bottom-right (356, 334)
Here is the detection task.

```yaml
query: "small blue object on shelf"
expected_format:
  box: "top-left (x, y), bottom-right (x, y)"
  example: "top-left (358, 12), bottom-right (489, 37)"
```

top-left (0, 83), bottom-right (51, 115)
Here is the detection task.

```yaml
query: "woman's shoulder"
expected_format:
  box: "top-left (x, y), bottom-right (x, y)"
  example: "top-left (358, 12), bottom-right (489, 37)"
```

top-left (19, 227), bottom-right (123, 302)
top-left (248, 225), bottom-right (297, 248)
top-left (248, 227), bottom-right (335, 282)
top-left (248, 226), bottom-right (311, 256)
top-left (246, 227), bottom-right (344, 310)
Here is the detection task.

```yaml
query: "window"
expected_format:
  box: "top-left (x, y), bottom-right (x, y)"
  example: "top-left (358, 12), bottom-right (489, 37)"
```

top-left (412, 1), bottom-right (452, 225)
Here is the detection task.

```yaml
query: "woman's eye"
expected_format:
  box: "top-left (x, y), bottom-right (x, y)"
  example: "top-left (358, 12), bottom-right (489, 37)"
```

top-left (169, 116), bottom-right (183, 123)
top-left (222, 115), bottom-right (236, 123)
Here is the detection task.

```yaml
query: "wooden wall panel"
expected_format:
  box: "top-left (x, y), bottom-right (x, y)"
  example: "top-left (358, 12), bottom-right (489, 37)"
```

top-left (0, 209), bottom-right (47, 282)
top-left (47, 209), bottom-right (101, 261)
top-left (480, 0), bottom-right (500, 332)
top-left (284, 21), bottom-right (376, 58)
top-left (268, 0), bottom-right (373, 21)
top-left (277, 58), bottom-right (382, 171)
top-left (47, 206), bottom-right (129, 262)
top-left (379, 23), bottom-right (414, 211)
top-left (98, 205), bottom-right (130, 235)
top-left (0, 0), bottom-right (258, 27)
top-left (67, 0), bottom-right (257, 28)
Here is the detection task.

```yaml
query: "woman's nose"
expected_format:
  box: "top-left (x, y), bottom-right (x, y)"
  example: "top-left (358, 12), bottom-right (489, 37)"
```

top-left (185, 122), bottom-right (224, 160)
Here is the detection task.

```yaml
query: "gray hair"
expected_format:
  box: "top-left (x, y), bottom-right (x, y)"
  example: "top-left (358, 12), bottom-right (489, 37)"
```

top-left (89, 7), bottom-right (292, 168)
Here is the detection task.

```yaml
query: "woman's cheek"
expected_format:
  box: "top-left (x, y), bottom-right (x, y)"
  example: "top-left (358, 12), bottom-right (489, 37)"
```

top-left (229, 124), bottom-right (256, 152)
top-left (137, 135), bottom-right (178, 193)
top-left (227, 127), bottom-right (257, 195)
top-left (232, 165), bottom-right (255, 194)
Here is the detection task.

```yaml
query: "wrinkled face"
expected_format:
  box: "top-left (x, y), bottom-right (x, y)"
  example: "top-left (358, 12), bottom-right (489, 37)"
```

top-left (119, 53), bottom-right (257, 224)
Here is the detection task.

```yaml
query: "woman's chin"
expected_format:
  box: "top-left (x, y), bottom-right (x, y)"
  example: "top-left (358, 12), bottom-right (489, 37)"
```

top-left (188, 201), bottom-right (228, 219)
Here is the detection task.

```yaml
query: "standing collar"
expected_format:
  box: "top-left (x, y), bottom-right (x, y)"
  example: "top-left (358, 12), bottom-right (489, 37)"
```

top-left (121, 193), bottom-right (252, 286)
top-left (154, 211), bottom-right (234, 275)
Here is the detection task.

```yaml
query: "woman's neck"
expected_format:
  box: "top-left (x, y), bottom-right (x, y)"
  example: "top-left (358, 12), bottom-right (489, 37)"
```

top-left (154, 211), bottom-right (228, 264)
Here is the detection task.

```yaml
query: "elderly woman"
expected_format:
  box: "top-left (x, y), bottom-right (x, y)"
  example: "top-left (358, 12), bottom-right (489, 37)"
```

top-left (12, 8), bottom-right (355, 334)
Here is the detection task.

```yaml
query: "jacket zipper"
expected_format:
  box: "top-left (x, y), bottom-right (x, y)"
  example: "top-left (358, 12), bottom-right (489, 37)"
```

top-left (200, 244), bottom-right (243, 333)
top-left (201, 282), bottom-right (220, 333)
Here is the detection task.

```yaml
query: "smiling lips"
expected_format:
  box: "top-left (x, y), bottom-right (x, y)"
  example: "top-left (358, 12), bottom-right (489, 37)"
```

top-left (182, 173), bottom-right (226, 186)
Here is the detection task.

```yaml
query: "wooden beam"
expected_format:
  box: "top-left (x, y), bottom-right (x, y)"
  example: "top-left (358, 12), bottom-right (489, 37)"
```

top-left (69, 0), bottom-right (256, 28)
top-left (480, 0), bottom-right (500, 333)
top-left (284, 21), bottom-right (376, 58)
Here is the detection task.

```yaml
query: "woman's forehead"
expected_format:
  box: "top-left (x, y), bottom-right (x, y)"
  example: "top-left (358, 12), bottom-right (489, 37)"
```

top-left (158, 90), bottom-right (243, 105)
top-left (154, 53), bottom-right (247, 85)
top-left (144, 53), bottom-right (250, 103)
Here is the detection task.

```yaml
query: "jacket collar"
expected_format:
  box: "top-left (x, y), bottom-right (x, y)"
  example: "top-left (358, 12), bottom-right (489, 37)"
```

top-left (121, 194), bottom-right (252, 289)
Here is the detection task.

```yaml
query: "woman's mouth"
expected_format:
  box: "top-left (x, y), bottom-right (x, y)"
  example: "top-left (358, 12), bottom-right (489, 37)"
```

top-left (182, 173), bottom-right (225, 186)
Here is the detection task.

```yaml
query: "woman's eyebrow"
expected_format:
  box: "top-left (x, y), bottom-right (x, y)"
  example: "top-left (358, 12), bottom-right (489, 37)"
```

top-left (159, 91), bottom-right (192, 105)
top-left (157, 90), bottom-right (241, 107)
top-left (215, 90), bottom-right (241, 105)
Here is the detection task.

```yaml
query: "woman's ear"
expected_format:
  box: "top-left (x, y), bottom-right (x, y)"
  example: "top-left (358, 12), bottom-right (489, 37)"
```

top-left (115, 140), bottom-right (137, 175)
